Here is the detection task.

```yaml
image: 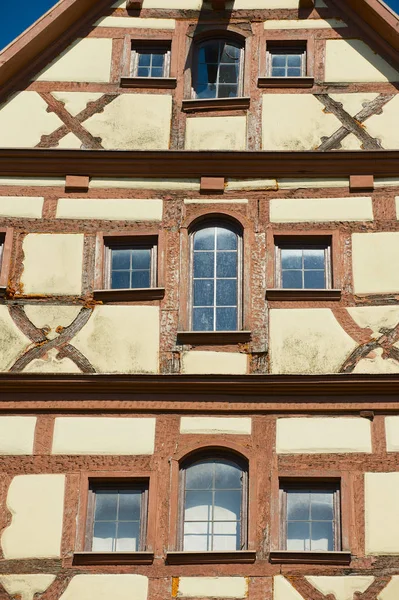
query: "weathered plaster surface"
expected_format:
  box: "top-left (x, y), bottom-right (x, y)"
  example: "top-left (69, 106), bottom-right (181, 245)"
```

top-left (0, 306), bottom-right (30, 371)
top-left (177, 577), bottom-right (248, 598)
top-left (262, 95), bottom-right (340, 150)
top-left (306, 576), bottom-right (374, 599)
top-left (181, 351), bottom-right (247, 374)
top-left (226, 179), bottom-right (277, 191)
top-left (85, 94), bottom-right (172, 150)
top-left (270, 196), bottom-right (373, 222)
top-left (0, 177), bottom-right (64, 187)
top-left (0, 92), bottom-right (62, 147)
top-left (56, 198), bottom-right (163, 221)
top-left (20, 234), bottom-right (84, 295)
top-left (384, 417), bottom-right (399, 452)
top-left (0, 197), bottom-right (44, 218)
top-left (352, 233), bottom-right (399, 294)
top-left (185, 116), bottom-right (247, 151)
top-left (1, 474), bottom-right (65, 559)
top-left (23, 349), bottom-right (82, 374)
top-left (276, 417), bottom-right (372, 454)
top-left (366, 96), bottom-right (399, 150)
top-left (269, 309), bottom-right (357, 374)
top-left (330, 93), bottom-right (379, 116)
top-left (325, 39), bottom-right (399, 82)
top-left (59, 575), bottom-right (148, 600)
top-left (278, 178), bottom-right (348, 189)
top-left (71, 306), bottom-right (159, 373)
top-left (352, 347), bottom-right (399, 374)
top-left (365, 472), bottom-right (399, 554)
top-left (348, 306), bottom-right (399, 339)
top-left (51, 92), bottom-right (103, 116)
top-left (273, 576), bottom-right (304, 600)
top-left (264, 18), bottom-right (347, 29)
top-left (95, 16), bottom-right (175, 28)
top-left (380, 577), bottom-right (399, 599)
top-left (24, 306), bottom-right (81, 340)
top-left (0, 417), bottom-right (36, 455)
top-left (52, 417), bottom-right (156, 455)
top-left (90, 178), bottom-right (200, 190)
top-left (35, 39), bottom-right (112, 83)
top-left (0, 575), bottom-right (56, 600)
top-left (180, 417), bottom-right (252, 435)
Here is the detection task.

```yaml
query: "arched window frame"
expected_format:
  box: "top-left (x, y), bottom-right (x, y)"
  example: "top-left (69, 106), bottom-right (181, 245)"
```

top-left (178, 450), bottom-right (249, 552)
top-left (188, 219), bottom-right (243, 332)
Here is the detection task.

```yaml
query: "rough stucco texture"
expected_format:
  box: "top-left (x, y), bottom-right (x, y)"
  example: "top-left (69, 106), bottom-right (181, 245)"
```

top-left (180, 417), bottom-right (252, 435)
top-left (269, 309), bottom-right (357, 374)
top-left (276, 417), bottom-right (372, 454)
top-left (52, 417), bottom-right (156, 455)
top-left (0, 417), bottom-right (36, 455)
top-left (1, 475), bottom-right (65, 559)
top-left (58, 575), bottom-right (148, 600)
top-left (366, 95), bottom-right (399, 150)
top-left (365, 472), bottom-right (399, 554)
top-left (84, 94), bottom-right (172, 150)
top-left (325, 39), bottom-right (399, 82)
top-left (71, 305), bottom-right (159, 373)
top-left (270, 197), bottom-right (373, 222)
top-left (0, 306), bottom-right (30, 371)
top-left (352, 232), bottom-right (399, 294)
top-left (0, 575), bottom-right (56, 600)
top-left (181, 351), bottom-right (247, 374)
top-left (20, 234), bottom-right (84, 295)
top-left (185, 116), bottom-right (247, 150)
top-left (177, 577), bottom-right (248, 598)
top-left (305, 577), bottom-right (374, 600)
top-left (56, 198), bottom-right (163, 221)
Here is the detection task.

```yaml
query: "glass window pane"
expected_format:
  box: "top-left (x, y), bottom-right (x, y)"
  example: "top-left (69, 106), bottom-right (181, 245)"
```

top-left (281, 249), bottom-right (302, 269)
top-left (185, 490), bottom-right (213, 521)
top-left (194, 280), bottom-right (214, 306)
top-left (217, 84), bottom-right (238, 98)
top-left (112, 249), bottom-right (131, 270)
top-left (194, 228), bottom-right (215, 251)
top-left (311, 521), bottom-right (333, 551)
top-left (95, 491), bottom-right (118, 521)
top-left (138, 53), bottom-right (151, 66)
top-left (287, 54), bottom-right (301, 67)
top-left (303, 249), bottom-right (325, 270)
top-left (92, 522), bottom-right (116, 552)
top-left (151, 67), bottom-right (164, 77)
top-left (203, 41), bottom-right (220, 64)
top-left (304, 270), bottom-right (325, 289)
top-left (219, 65), bottom-right (239, 84)
top-left (221, 43), bottom-right (240, 62)
top-left (118, 490), bottom-right (141, 521)
top-left (287, 521), bottom-right (310, 551)
top-left (216, 252), bottom-right (237, 278)
top-left (287, 491), bottom-right (310, 520)
top-left (287, 67), bottom-right (302, 77)
top-left (216, 279), bottom-right (237, 307)
top-left (272, 54), bottom-right (286, 67)
top-left (131, 249), bottom-right (151, 270)
top-left (131, 270), bottom-right (151, 289)
top-left (216, 307), bottom-right (237, 331)
top-left (111, 271), bottom-right (130, 289)
top-left (194, 252), bottom-right (214, 278)
top-left (213, 521), bottom-right (240, 550)
top-left (282, 270), bottom-right (303, 289)
top-left (193, 307), bottom-right (214, 331)
top-left (137, 67), bottom-right (150, 77)
top-left (183, 521), bottom-right (210, 551)
top-left (272, 67), bottom-right (286, 77)
top-left (186, 461), bottom-right (214, 489)
top-left (152, 53), bottom-right (165, 67)
top-left (214, 490), bottom-right (241, 521)
top-left (215, 461), bottom-right (242, 489)
top-left (116, 521), bottom-right (140, 551)
top-left (311, 492), bottom-right (334, 521)
top-left (216, 228), bottom-right (237, 250)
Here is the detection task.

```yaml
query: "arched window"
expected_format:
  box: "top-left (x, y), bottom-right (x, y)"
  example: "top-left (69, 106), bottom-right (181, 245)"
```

top-left (180, 454), bottom-right (247, 551)
top-left (190, 222), bottom-right (242, 331)
top-left (193, 38), bottom-right (244, 99)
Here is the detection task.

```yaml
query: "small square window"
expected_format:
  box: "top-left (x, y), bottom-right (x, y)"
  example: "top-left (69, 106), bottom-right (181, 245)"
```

top-left (86, 483), bottom-right (148, 552)
top-left (267, 46), bottom-right (306, 77)
top-left (104, 239), bottom-right (157, 290)
top-left (275, 240), bottom-right (332, 290)
top-left (280, 483), bottom-right (341, 552)
top-left (131, 46), bottom-right (171, 78)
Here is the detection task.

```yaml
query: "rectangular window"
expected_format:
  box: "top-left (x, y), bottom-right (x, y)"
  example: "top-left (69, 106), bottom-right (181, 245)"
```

top-left (104, 239), bottom-right (157, 290)
top-left (280, 483), bottom-right (341, 552)
top-left (275, 240), bottom-right (332, 290)
top-left (86, 483), bottom-right (148, 552)
top-left (131, 45), bottom-right (171, 78)
top-left (267, 46), bottom-right (306, 77)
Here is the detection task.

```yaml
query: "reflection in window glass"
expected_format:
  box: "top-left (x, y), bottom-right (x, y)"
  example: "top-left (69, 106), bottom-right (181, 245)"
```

top-left (132, 47), bottom-right (169, 78)
top-left (192, 225), bottom-right (239, 331)
top-left (110, 248), bottom-right (152, 289)
top-left (194, 40), bottom-right (243, 99)
top-left (183, 458), bottom-right (244, 551)
top-left (270, 51), bottom-right (304, 77)
top-left (280, 246), bottom-right (328, 290)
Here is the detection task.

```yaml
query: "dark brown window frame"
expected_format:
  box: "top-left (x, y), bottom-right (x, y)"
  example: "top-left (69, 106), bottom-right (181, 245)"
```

top-left (0, 227), bottom-right (12, 298)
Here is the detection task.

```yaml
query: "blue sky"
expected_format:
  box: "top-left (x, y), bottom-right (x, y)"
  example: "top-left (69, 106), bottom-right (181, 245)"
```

top-left (0, 0), bottom-right (399, 52)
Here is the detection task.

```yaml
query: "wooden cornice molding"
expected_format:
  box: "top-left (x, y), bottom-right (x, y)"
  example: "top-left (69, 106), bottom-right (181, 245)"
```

top-left (0, 373), bottom-right (399, 396)
top-left (1, 149), bottom-right (399, 179)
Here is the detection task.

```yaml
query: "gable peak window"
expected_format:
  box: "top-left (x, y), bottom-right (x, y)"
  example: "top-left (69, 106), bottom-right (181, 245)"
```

top-left (131, 44), bottom-right (171, 78)
top-left (267, 44), bottom-right (306, 78)
top-left (193, 38), bottom-right (244, 99)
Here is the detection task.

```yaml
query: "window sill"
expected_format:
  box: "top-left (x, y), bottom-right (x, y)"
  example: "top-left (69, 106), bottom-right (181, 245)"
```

top-left (269, 551), bottom-right (351, 565)
top-left (73, 552), bottom-right (154, 566)
top-left (93, 288), bottom-right (165, 302)
top-left (182, 97), bottom-right (250, 113)
top-left (166, 551), bottom-right (256, 565)
top-left (258, 77), bottom-right (314, 88)
top-left (177, 331), bottom-right (251, 344)
top-left (120, 77), bottom-right (177, 89)
top-left (265, 289), bottom-right (341, 301)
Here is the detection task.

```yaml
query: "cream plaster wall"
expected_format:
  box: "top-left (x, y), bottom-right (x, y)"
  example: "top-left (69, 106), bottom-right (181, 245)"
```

top-left (264, 18), bottom-right (347, 29)
top-left (59, 575), bottom-right (148, 600)
top-left (180, 417), bottom-right (252, 435)
top-left (177, 577), bottom-right (248, 598)
top-left (270, 196), bottom-right (373, 223)
top-left (0, 306), bottom-right (30, 371)
top-left (0, 92), bottom-right (63, 148)
top-left (23, 349), bottom-right (82, 374)
top-left (57, 133), bottom-right (82, 149)
top-left (379, 577), bottom-right (399, 599)
top-left (365, 472), bottom-right (399, 554)
top-left (0, 575), bottom-right (56, 600)
top-left (366, 96), bottom-right (399, 149)
top-left (384, 417), bottom-right (399, 452)
top-left (262, 95), bottom-right (341, 150)
top-left (0, 417), bottom-right (36, 455)
top-left (85, 94), bottom-right (172, 150)
top-left (35, 39), bottom-right (112, 83)
top-left (276, 417), bottom-right (372, 454)
top-left (95, 16), bottom-right (175, 28)
top-left (352, 233), bottom-right (399, 294)
top-left (352, 347), bottom-right (399, 374)
top-left (71, 305), bottom-right (159, 373)
top-left (273, 576), bottom-right (304, 600)
top-left (20, 234), bottom-right (84, 295)
top-left (269, 309), bottom-right (357, 374)
top-left (90, 178), bottom-right (200, 190)
top-left (375, 177), bottom-right (399, 188)
top-left (0, 177), bottom-right (64, 187)
top-left (24, 306), bottom-right (81, 340)
top-left (52, 417), bottom-right (156, 455)
top-left (185, 116), bottom-right (247, 151)
top-left (330, 93), bottom-right (379, 116)
top-left (181, 351), bottom-right (247, 375)
top-left (56, 198), bottom-right (163, 221)
top-left (1, 474), bottom-right (65, 559)
top-left (0, 197), bottom-right (43, 218)
top-left (306, 577), bottom-right (374, 599)
top-left (278, 178), bottom-right (348, 189)
top-left (51, 92), bottom-right (103, 116)
top-left (347, 306), bottom-right (399, 339)
top-left (325, 40), bottom-right (399, 82)
top-left (226, 179), bottom-right (277, 191)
